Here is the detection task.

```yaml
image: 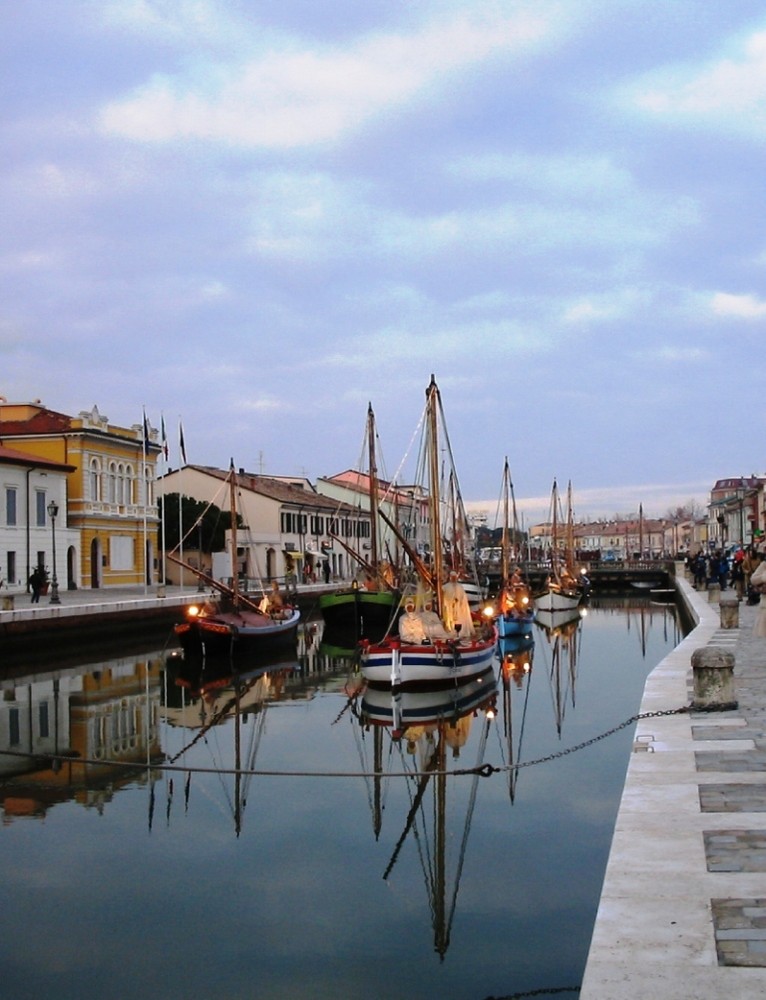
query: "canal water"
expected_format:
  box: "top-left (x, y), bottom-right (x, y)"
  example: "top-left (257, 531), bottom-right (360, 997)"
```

top-left (0, 598), bottom-right (682, 1000)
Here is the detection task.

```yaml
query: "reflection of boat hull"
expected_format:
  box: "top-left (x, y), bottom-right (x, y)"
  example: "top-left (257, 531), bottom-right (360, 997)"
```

top-left (534, 588), bottom-right (581, 613)
top-left (360, 667), bottom-right (497, 727)
top-left (534, 607), bottom-right (583, 634)
top-left (497, 632), bottom-right (535, 657)
top-left (318, 589), bottom-right (399, 640)
top-left (175, 606), bottom-right (300, 658)
top-left (360, 631), bottom-right (497, 687)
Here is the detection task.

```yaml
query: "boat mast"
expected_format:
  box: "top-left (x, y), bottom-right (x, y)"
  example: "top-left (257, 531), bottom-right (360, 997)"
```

top-left (426, 376), bottom-right (444, 613)
top-left (501, 458), bottom-right (510, 586)
top-left (550, 479), bottom-right (560, 584)
top-left (229, 460), bottom-right (240, 607)
top-left (367, 402), bottom-right (380, 576)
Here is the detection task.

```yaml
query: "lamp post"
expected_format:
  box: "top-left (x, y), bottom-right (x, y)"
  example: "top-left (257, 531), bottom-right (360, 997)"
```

top-left (47, 499), bottom-right (61, 604)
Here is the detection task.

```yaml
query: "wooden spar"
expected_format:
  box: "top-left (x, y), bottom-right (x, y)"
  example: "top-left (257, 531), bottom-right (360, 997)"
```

top-left (550, 479), bottom-right (560, 586)
top-left (427, 375), bottom-right (444, 614)
top-left (378, 506), bottom-right (434, 592)
top-left (166, 551), bottom-right (265, 615)
top-left (367, 403), bottom-right (380, 575)
top-left (228, 460), bottom-right (240, 607)
top-left (501, 458), bottom-right (510, 587)
top-left (328, 531), bottom-right (379, 581)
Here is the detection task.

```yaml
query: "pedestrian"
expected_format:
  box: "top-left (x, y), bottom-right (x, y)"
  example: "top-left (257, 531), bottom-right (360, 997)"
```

top-left (731, 552), bottom-right (745, 599)
top-left (323, 560), bottom-right (331, 584)
top-left (28, 567), bottom-right (42, 603)
top-left (750, 557), bottom-right (766, 638)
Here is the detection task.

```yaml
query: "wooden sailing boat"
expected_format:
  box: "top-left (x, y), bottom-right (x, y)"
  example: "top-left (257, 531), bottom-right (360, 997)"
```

top-left (359, 377), bottom-right (497, 686)
top-left (171, 462), bottom-right (300, 658)
top-left (533, 479), bottom-right (584, 614)
top-left (318, 403), bottom-right (400, 641)
top-left (494, 457), bottom-right (535, 637)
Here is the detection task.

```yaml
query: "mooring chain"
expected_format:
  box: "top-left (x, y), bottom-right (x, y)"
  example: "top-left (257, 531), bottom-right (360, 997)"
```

top-left (455, 705), bottom-right (691, 779)
top-left (481, 986), bottom-right (581, 1000)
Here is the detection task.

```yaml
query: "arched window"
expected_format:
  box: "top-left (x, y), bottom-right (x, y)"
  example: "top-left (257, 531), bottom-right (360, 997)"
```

top-left (125, 464), bottom-right (135, 505)
top-left (116, 464), bottom-right (125, 505)
top-left (108, 462), bottom-right (117, 504)
top-left (89, 458), bottom-right (101, 502)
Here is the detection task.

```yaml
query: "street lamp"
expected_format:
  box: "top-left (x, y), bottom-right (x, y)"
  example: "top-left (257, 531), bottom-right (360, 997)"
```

top-left (47, 499), bottom-right (61, 605)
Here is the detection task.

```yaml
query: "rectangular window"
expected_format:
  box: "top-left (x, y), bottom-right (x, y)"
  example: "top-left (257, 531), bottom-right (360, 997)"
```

top-left (5, 488), bottom-right (17, 526)
top-left (7, 551), bottom-right (16, 585)
top-left (310, 515), bottom-right (324, 535)
top-left (39, 701), bottom-right (49, 739)
top-left (109, 535), bottom-right (135, 571)
top-left (9, 708), bottom-right (20, 746)
top-left (35, 490), bottom-right (46, 527)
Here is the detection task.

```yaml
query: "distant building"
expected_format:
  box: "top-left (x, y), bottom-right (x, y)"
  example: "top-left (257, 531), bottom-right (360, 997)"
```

top-left (0, 400), bottom-right (161, 588)
top-left (158, 464), bottom-right (371, 586)
top-left (708, 476), bottom-right (766, 549)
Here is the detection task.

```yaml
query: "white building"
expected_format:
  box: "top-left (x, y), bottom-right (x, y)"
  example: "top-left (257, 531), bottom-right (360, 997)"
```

top-left (0, 444), bottom-right (80, 595)
top-left (158, 464), bottom-right (372, 586)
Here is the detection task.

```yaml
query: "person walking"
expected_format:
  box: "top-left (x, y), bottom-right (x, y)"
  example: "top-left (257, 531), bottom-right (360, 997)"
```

top-left (28, 567), bottom-right (42, 603)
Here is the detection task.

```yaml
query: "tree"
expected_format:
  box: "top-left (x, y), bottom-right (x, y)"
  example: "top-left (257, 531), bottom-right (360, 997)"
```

top-left (158, 494), bottom-right (240, 553)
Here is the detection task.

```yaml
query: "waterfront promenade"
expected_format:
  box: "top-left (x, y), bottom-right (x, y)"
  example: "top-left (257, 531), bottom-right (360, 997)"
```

top-left (581, 574), bottom-right (766, 998)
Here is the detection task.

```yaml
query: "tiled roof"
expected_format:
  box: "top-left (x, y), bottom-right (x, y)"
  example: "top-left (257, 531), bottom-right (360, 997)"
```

top-left (191, 466), bottom-right (362, 513)
top-left (0, 408), bottom-right (73, 435)
top-left (0, 443), bottom-right (75, 471)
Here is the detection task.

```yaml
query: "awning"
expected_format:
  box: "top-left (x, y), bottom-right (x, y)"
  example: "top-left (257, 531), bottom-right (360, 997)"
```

top-left (283, 550), bottom-right (304, 559)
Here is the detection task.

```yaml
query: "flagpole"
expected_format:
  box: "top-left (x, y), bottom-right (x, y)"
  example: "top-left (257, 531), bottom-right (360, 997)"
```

top-left (142, 407), bottom-right (149, 595)
top-left (160, 413), bottom-right (168, 587)
top-left (178, 418), bottom-right (186, 592)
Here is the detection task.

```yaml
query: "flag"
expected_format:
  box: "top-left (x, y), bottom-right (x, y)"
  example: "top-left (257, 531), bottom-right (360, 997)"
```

top-left (179, 420), bottom-right (187, 465)
top-left (160, 414), bottom-right (169, 460)
top-left (142, 408), bottom-right (151, 450)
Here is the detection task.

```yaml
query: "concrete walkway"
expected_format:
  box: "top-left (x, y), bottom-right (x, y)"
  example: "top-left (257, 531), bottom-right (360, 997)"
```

top-left (581, 575), bottom-right (766, 998)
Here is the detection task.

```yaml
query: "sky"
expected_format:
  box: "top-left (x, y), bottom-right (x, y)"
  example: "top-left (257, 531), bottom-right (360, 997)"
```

top-left (2, 0), bottom-right (765, 527)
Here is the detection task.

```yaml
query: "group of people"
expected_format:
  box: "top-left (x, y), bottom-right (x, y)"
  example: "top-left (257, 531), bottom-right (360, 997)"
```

top-left (687, 547), bottom-right (764, 600)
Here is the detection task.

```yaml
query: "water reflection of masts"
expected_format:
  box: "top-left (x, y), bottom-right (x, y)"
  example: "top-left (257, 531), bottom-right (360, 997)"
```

top-left (382, 714), bottom-right (491, 960)
top-left (539, 617), bottom-right (582, 738)
top-left (500, 648), bottom-right (534, 802)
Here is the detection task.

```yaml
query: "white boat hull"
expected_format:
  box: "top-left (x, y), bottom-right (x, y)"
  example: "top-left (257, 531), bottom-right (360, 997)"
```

top-left (534, 588), bottom-right (581, 613)
top-left (360, 633), bottom-right (497, 687)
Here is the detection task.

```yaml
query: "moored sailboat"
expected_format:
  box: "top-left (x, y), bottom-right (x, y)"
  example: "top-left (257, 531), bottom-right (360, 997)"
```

top-left (359, 376), bottom-right (497, 687)
top-left (533, 479), bottom-right (585, 614)
top-left (171, 462), bottom-right (300, 658)
top-left (492, 457), bottom-right (535, 637)
top-left (318, 403), bottom-right (400, 641)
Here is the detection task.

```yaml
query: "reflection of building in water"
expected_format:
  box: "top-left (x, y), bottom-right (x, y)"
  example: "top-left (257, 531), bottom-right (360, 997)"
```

top-left (0, 655), bottom-right (163, 823)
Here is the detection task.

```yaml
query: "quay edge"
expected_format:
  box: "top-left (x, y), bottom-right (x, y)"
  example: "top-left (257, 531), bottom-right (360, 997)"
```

top-left (580, 567), bottom-right (766, 999)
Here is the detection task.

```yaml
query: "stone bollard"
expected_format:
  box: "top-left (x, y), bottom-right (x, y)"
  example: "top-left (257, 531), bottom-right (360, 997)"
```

top-left (1, 595), bottom-right (14, 611)
top-left (692, 647), bottom-right (737, 711)
top-left (707, 582), bottom-right (720, 603)
top-left (719, 595), bottom-right (739, 630)
top-left (156, 585), bottom-right (166, 599)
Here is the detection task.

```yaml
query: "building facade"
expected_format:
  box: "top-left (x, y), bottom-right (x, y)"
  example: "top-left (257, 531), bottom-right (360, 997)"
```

top-left (158, 464), bottom-right (372, 586)
top-left (0, 401), bottom-right (160, 588)
top-left (0, 444), bottom-right (79, 593)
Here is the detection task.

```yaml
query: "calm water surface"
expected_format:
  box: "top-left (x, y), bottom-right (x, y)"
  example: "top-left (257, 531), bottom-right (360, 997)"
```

top-left (0, 599), bottom-right (682, 1000)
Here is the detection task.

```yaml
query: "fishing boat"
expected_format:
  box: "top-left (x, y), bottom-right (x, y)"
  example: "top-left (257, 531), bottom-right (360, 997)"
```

top-left (359, 376), bottom-right (497, 687)
top-left (170, 462), bottom-right (300, 658)
top-left (318, 403), bottom-right (400, 641)
top-left (533, 479), bottom-right (586, 614)
top-left (491, 457), bottom-right (535, 637)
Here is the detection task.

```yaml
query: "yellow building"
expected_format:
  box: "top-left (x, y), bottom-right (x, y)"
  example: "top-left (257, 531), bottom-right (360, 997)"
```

top-left (0, 400), bottom-right (160, 588)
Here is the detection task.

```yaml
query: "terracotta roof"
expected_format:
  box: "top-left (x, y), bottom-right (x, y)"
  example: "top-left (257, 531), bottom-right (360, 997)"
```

top-left (0, 443), bottom-right (75, 471)
top-left (191, 465), bottom-right (362, 513)
top-left (0, 408), bottom-right (73, 435)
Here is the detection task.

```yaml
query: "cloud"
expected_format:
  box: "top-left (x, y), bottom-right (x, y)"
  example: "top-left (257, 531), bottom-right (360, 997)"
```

top-left (97, 5), bottom-right (562, 148)
top-left (711, 290), bottom-right (766, 319)
top-left (624, 27), bottom-right (766, 136)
